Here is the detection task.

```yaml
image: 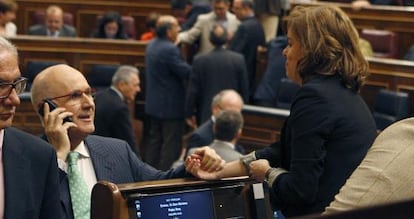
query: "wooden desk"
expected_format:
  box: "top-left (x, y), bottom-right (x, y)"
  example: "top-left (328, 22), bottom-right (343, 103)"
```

top-left (9, 35), bottom-right (147, 78)
top-left (15, 0), bottom-right (171, 38)
top-left (290, 0), bottom-right (414, 58)
top-left (91, 177), bottom-right (271, 219)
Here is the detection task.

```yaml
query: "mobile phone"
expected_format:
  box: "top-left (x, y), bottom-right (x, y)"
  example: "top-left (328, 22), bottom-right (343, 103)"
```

top-left (38, 98), bottom-right (72, 123)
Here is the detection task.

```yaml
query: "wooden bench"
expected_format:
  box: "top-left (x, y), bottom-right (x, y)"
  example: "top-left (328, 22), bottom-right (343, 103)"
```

top-left (290, 0), bottom-right (414, 58)
top-left (15, 0), bottom-right (172, 38)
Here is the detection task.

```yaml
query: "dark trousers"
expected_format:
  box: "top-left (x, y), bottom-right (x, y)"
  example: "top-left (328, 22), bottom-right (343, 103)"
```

top-left (144, 116), bottom-right (184, 170)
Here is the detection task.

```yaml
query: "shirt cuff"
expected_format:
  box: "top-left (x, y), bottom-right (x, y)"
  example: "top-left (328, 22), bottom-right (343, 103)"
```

top-left (239, 151), bottom-right (257, 172)
top-left (266, 168), bottom-right (287, 188)
top-left (57, 158), bottom-right (68, 173)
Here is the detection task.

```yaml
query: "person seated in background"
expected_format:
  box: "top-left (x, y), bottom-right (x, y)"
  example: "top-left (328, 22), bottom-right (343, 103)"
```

top-left (91, 11), bottom-right (128, 39)
top-left (185, 89), bottom-right (245, 157)
top-left (28, 5), bottom-right (77, 37)
top-left (140, 12), bottom-right (160, 41)
top-left (0, 0), bottom-right (17, 37)
top-left (187, 110), bottom-right (244, 162)
top-left (324, 117), bottom-right (414, 214)
top-left (93, 65), bottom-right (140, 154)
top-left (31, 64), bottom-right (223, 219)
top-left (186, 5), bottom-right (377, 217)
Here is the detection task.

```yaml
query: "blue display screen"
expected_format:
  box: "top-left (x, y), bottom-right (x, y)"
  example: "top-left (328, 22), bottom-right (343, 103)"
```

top-left (133, 190), bottom-right (215, 219)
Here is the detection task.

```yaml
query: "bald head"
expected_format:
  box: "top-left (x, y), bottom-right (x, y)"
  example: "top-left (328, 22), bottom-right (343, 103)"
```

top-left (211, 89), bottom-right (244, 116)
top-left (30, 64), bottom-right (87, 111)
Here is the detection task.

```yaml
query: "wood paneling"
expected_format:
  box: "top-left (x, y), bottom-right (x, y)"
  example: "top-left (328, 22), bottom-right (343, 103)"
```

top-left (290, 0), bottom-right (414, 58)
top-left (15, 0), bottom-right (171, 38)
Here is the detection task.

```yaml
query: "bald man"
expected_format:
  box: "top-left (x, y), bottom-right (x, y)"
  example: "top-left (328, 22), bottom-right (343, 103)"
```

top-left (28, 5), bottom-right (76, 37)
top-left (31, 64), bottom-right (222, 219)
top-left (185, 89), bottom-right (245, 157)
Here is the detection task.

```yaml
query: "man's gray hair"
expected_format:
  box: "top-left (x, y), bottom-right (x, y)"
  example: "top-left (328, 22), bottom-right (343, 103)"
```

top-left (111, 65), bottom-right (139, 85)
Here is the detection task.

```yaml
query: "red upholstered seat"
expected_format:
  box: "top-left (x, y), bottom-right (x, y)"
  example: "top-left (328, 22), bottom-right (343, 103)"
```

top-left (360, 29), bottom-right (399, 59)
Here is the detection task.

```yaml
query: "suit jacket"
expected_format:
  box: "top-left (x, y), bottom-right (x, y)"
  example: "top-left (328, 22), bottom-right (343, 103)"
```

top-left (189, 140), bottom-right (241, 162)
top-left (185, 47), bottom-right (249, 124)
top-left (254, 36), bottom-right (287, 106)
top-left (186, 119), bottom-right (245, 157)
top-left (3, 127), bottom-right (61, 219)
top-left (93, 88), bottom-right (136, 151)
top-left (28, 24), bottom-right (77, 37)
top-left (255, 0), bottom-right (282, 15)
top-left (178, 11), bottom-right (240, 55)
top-left (255, 75), bottom-right (377, 217)
top-left (230, 16), bottom-right (266, 97)
top-left (59, 135), bottom-right (188, 219)
top-left (145, 38), bottom-right (191, 119)
top-left (324, 118), bottom-right (414, 214)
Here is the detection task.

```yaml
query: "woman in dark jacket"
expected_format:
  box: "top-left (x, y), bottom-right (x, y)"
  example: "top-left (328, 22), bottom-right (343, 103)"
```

top-left (186, 5), bottom-right (377, 217)
top-left (91, 11), bottom-right (128, 39)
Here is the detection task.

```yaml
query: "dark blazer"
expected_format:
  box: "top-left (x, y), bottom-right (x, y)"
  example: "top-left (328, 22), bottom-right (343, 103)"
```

top-left (145, 38), bottom-right (191, 119)
top-left (185, 47), bottom-right (249, 124)
top-left (59, 135), bottom-right (188, 219)
top-left (93, 88), bottom-right (136, 152)
top-left (255, 75), bottom-right (377, 217)
top-left (230, 16), bottom-right (266, 97)
top-left (3, 127), bottom-right (61, 219)
top-left (28, 24), bottom-right (77, 37)
top-left (185, 119), bottom-right (245, 157)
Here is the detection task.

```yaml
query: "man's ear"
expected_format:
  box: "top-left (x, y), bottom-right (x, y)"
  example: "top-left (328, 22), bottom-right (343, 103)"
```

top-left (235, 129), bottom-right (242, 139)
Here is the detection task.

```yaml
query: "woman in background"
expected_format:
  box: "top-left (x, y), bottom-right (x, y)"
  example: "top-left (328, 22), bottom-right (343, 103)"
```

top-left (0, 0), bottom-right (17, 37)
top-left (91, 11), bottom-right (128, 39)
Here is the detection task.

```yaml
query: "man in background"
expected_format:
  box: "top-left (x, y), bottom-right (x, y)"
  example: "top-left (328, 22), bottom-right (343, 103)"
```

top-left (186, 89), bottom-right (245, 157)
top-left (230, 0), bottom-right (266, 101)
top-left (144, 15), bottom-right (191, 170)
top-left (177, 0), bottom-right (240, 56)
top-left (185, 24), bottom-right (248, 126)
top-left (94, 65), bottom-right (140, 153)
top-left (187, 110), bottom-right (244, 162)
top-left (28, 5), bottom-right (76, 37)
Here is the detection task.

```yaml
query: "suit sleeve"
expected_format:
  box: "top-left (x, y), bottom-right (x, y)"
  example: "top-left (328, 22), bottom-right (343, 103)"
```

top-left (178, 15), bottom-right (204, 44)
top-left (237, 56), bottom-right (250, 102)
top-left (165, 46), bottom-right (192, 80)
top-left (230, 25), bottom-right (248, 54)
top-left (266, 86), bottom-right (332, 208)
top-left (111, 104), bottom-right (136, 151)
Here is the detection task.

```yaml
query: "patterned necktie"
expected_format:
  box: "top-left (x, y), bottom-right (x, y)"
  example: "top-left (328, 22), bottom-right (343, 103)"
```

top-left (67, 152), bottom-right (91, 219)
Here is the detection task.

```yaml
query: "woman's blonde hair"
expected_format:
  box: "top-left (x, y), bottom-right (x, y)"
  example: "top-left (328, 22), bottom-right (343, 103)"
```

top-left (285, 5), bottom-right (368, 92)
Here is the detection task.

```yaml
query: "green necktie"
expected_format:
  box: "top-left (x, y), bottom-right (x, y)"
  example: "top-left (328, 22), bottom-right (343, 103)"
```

top-left (67, 152), bottom-right (91, 219)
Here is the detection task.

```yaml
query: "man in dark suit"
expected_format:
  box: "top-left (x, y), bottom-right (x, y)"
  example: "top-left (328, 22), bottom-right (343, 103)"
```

top-left (188, 110), bottom-right (243, 162)
top-left (144, 15), bottom-right (192, 170)
top-left (185, 89), bottom-right (245, 157)
top-left (31, 64), bottom-right (222, 219)
top-left (0, 37), bottom-right (61, 218)
top-left (185, 24), bottom-right (249, 126)
top-left (230, 0), bottom-right (266, 101)
top-left (28, 5), bottom-right (77, 37)
top-left (94, 65), bottom-right (140, 153)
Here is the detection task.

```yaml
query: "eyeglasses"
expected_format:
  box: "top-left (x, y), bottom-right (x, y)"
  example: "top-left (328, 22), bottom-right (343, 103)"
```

top-left (0, 77), bottom-right (27, 99)
top-left (46, 88), bottom-right (95, 102)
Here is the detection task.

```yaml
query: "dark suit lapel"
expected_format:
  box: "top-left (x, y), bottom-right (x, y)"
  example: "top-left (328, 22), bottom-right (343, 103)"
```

top-left (2, 129), bottom-right (30, 218)
top-left (85, 136), bottom-right (114, 181)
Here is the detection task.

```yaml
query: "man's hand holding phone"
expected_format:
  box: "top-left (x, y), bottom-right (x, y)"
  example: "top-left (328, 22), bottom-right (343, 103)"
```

top-left (40, 99), bottom-right (76, 160)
